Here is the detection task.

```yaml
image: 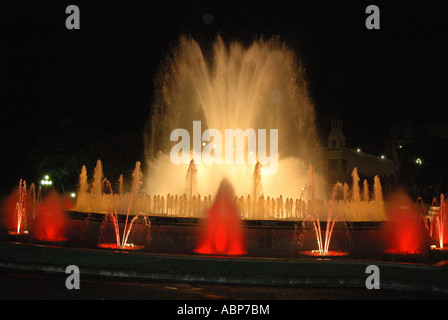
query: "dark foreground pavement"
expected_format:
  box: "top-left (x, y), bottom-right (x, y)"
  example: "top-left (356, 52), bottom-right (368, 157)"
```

top-left (1, 269), bottom-right (446, 300)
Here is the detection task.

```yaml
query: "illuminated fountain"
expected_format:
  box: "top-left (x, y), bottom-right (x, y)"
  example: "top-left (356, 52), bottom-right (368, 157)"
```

top-left (97, 165), bottom-right (151, 251)
top-left (66, 35), bottom-right (391, 259)
top-left (72, 36), bottom-right (387, 224)
top-left (76, 160), bottom-right (150, 215)
top-left (1, 178), bottom-right (72, 243)
top-left (383, 191), bottom-right (429, 260)
top-left (432, 194), bottom-right (447, 250)
top-left (424, 194), bottom-right (448, 255)
top-left (195, 179), bottom-right (246, 255)
top-left (32, 191), bottom-right (71, 243)
top-left (3, 179), bottom-right (40, 238)
top-left (2, 34), bottom-right (447, 296)
top-left (298, 181), bottom-right (348, 257)
top-left (296, 167), bottom-right (385, 256)
top-left (145, 35), bottom-right (323, 202)
top-left (75, 161), bottom-right (385, 222)
top-left (98, 210), bottom-right (150, 251)
top-left (77, 161), bottom-right (151, 250)
top-left (13, 180), bottom-right (27, 235)
top-left (8, 180), bottom-right (28, 236)
top-left (296, 165), bottom-right (346, 257)
top-left (185, 159), bottom-right (198, 199)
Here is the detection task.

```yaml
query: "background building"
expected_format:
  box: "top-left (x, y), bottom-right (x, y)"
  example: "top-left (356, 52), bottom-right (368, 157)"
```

top-left (323, 120), bottom-right (399, 186)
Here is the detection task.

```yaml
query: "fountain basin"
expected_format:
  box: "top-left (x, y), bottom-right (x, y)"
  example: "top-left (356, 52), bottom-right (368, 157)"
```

top-left (31, 238), bottom-right (68, 247)
top-left (98, 243), bottom-right (145, 251)
top-left (382, 250), bottom-right (428, 263)
top-left (1, 241), bottom-right (447, 295)
top-left (65, 211), bottom-right (383, 258)
top-left (429, 246), bottom-right (448, 261)
top-left (299, 250), bottom-right (349, 258)
top-left (6, 231), bottom-right (30, 242)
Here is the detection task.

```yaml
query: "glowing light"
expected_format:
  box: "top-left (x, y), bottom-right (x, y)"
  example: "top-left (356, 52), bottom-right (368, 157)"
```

top-left (415, 158), bottom-right (422, 165)
top-left (380, 155), bottom-right (385, 159)
top-left (70, 192), bottom-right (76, 198)
top-left (41, 175), bottom-right (53, 186)
top-left (356, 148), bottom-right (361, 153)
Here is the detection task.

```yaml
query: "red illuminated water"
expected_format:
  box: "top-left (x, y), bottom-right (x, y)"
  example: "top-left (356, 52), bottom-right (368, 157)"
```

top-left (2, 181), bottom-right (30, 234)
top-left (298, 169), bottom-right (346, 256)
top-left (383, 191), bottom-right (428, 255)
top-left (195, 180), bottom-right (246, 256)
top-left (32, 191), bottom-right (72, 242)
top-left (98, 211), bottom-right (149, 250)
top-left (2, 187), bottom-right (21, 232)
top-left (97, 162), bottom-right (150, 250)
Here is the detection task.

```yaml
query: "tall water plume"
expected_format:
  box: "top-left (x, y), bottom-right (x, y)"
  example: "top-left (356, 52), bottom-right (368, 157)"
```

top-left (145, 35), bottom-right (323, 199)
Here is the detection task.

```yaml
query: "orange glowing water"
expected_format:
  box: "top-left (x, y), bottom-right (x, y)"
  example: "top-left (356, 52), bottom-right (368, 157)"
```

top-left (145, 35), bottom-right (323, 200)
top-left (75, 161), bottom-right (385, 222)
top-left (430, 194), bottom-right (447, 248)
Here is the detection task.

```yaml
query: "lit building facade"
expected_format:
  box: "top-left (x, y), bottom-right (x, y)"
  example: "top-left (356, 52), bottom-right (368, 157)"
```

top-left (323, 120), bottom-right (399, 184)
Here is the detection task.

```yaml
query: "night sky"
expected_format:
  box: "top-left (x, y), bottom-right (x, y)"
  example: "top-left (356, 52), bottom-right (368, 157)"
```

top-left (1, 1), bottom-right (447, 197)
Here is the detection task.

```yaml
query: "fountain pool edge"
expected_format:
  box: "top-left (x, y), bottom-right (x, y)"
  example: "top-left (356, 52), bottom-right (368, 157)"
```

top-left (0, 241), bottom-right (447, 295)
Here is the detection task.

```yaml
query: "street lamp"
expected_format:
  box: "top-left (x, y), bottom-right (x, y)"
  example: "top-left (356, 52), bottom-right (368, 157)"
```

top-left (41, 175), bottom-right (53, 186)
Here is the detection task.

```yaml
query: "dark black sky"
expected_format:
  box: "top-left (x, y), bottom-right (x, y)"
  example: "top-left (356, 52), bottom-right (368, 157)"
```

top-left (1, 0), bottom-right (447, 193)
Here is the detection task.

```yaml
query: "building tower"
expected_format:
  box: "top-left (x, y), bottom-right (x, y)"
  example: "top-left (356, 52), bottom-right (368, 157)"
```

top-left (328, 120), bottom-right (345, 150)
